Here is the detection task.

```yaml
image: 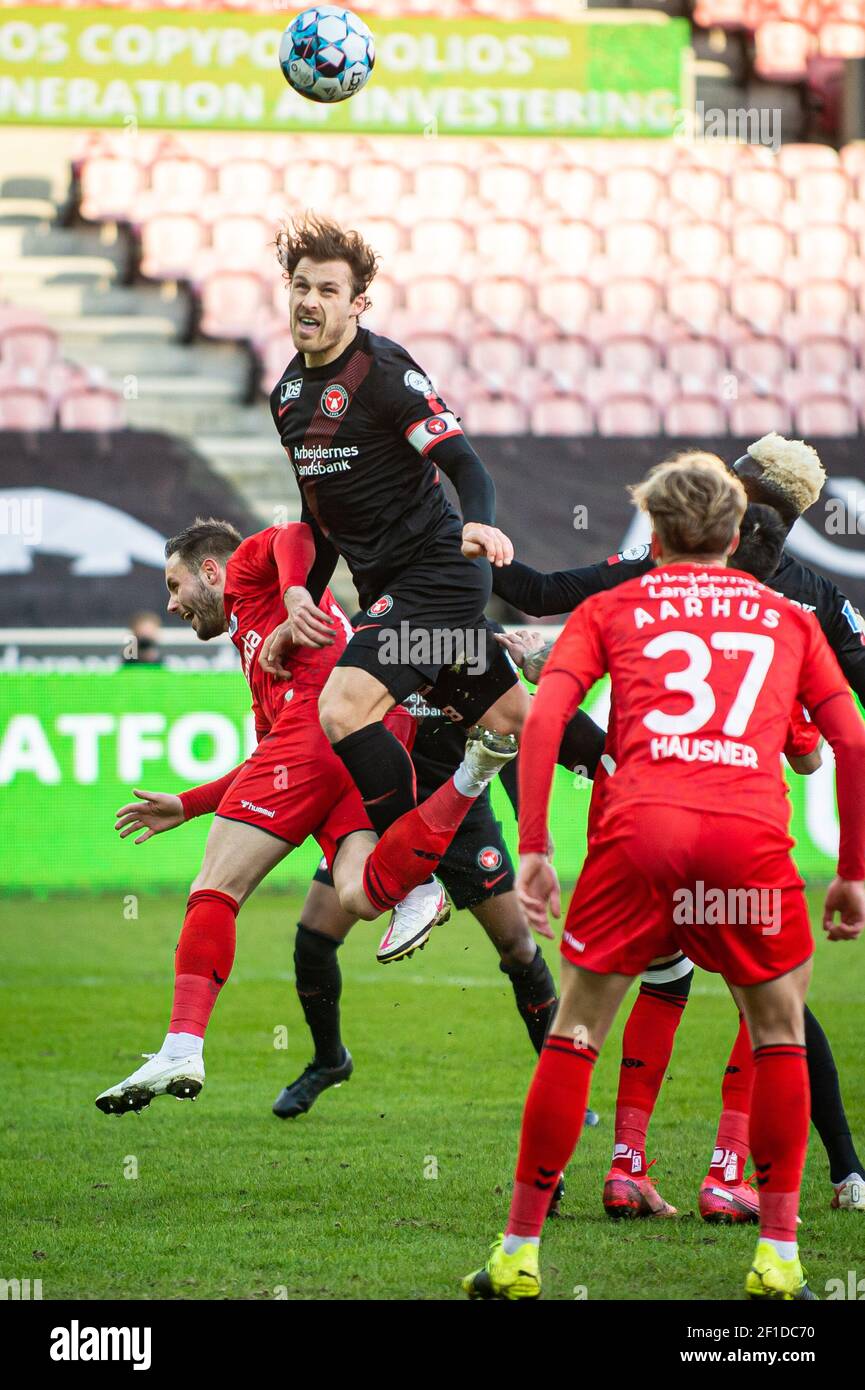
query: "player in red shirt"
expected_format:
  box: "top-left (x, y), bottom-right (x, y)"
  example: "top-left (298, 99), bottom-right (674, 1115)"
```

top-left (95, 519), bottom-right (516, 1116)
top-left (463, 454), bottom-right (865, 1301)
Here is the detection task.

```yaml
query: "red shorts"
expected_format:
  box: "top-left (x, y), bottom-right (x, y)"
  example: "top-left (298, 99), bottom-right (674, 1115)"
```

top-left (216, 697), bottom-right (370, 872)
top-left (561, 804), bottom-right (812, 987)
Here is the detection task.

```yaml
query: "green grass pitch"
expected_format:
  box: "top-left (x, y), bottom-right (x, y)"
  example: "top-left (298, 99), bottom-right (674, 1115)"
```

top-left (2, 889), bottom-right (863, 1301)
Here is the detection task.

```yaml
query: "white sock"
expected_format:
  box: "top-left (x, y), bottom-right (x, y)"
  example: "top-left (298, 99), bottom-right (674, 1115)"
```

top-left (502, 1234), bottom-right (540, 1253)
top-left (453, 763), bottom-right (486, 798)
top-left (762, 1237), bottom-right (797, 1262)
top-left (160, 1030), bottom-right (203, 1060)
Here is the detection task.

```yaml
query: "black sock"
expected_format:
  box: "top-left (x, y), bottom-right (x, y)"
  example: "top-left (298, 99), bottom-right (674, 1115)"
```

top-left (294, 924), bottom-right (344, 1069)
top-left (332, 722), bottom-right (417, 837)
top-left (501, 946), bottom-right (557, 1054)
top-left (805, 1004), bottom-right (864, 1184)
top-left (558, 709), bottom-right (606, 780)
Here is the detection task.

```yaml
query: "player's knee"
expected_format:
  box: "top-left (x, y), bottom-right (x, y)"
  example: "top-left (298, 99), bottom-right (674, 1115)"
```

top-left (189, 867), bottom-right (248, 905)
top-left (318, 688), bottom-right (358, 743)
top-left (497, 935), bottom-right (537, 971)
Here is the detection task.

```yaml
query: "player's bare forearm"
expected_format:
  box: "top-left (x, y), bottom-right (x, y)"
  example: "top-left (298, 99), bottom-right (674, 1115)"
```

top-left (523, 640), bottom-right (556, 687)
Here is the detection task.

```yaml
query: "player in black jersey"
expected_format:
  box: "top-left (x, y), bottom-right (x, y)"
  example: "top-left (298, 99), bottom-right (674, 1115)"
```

top-left (493, 436), bottom-right (865, 1215)
top-left (263, 216), bottom-right (530, 960)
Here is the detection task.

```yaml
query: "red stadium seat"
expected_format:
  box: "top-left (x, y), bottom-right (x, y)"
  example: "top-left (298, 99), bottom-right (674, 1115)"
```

top-left (140, 213), bottom-right (208, 281)
top-left (216, 158), bottom-right (275, 207)
top-left (58, 387), bottom-right (125, 431)
top-left (79, 155), bottom-right (144, 223)
top-left (797, 393), bottom-right (859, 434)
top-left (348, 161), bottom-right (406, 216)
top-left (534, 336), bottom-right (595, 386)
top-left (403, 276), bottom-right (467, 333)
top-left (604, 167), bottom-right (664, 219)
top-left (665, 333), bottom-right (727, 379)
top-left (467, 333), bottom-right (529, 388)
top-left (463, 391), bottom-right (528, 434)
top-left (793, 169), bottom-right (850, 222)
top-left (819, 22), bottom-right (865, 58)
top-left (403, 332), bottom-right (465, 387)
top-left (669, 166), bottom-right (727, 220)
top-left (539, 221), bottom-right (598, 276)
top-left (530, 392), bottom-right (594, 435)
top-left (730, 276), bottom-right (789, 331)
top-left (840, 142), bottom-right (865, 177)
top-left (728, 393), bottom-right (793, 435)
top-left (600, 277), bottom-right (663, 329)
top-left (668, 221), bottom-right (729, 276)
top-left (200, 270), bottom-right (267, 338)
top-left (796, 277), bottom-right (855, 325)
top-left (147, 155), bottom-right (212, 214)
top-left (778, 144), bottom-right (841, 176)
top-left (730, 333), bottom-right (791, 383)
top-left (0, 325), bottom-right (59, 371)
top-left (796, 334), bottom-right (856, 375)
top-left (471, 277), bottom-right (536, 334)
top-left (730, 166), bottom-right (789, 219)
top-left (407, 219), bottom-right (473, 277)
top-left (536, 276), bottom-right (596, 333)
top-left (730, 221), bottom-right (791, 277)
top-left (540, 165), bottom-right (600, 220)
top-left (667, 275), bottom-right (727, 332)
top-left (355, 218), bottom-right (404, 263)
top-left (754, 21), bottom-right (813, 80)
top-left (258, 326), bottom-right (297, 393)
top-left (664, 395), bottom-right (728, 435)
top-left (477, 164), bottom-right (537, 216)
top-left (474, 219), bottom-right (537, 277)
top-left (283, 160), bottom-right (344, 210)
top-left (694, 0), bottom-right (748, 26)
top-left (406, 161), bottom-right (475, 220)
top-left (598, 393), bottom-right (661, 435)
top-left (210, 214), bottom-right (273, 270)
top-left (598, 334), bottom-right (660, 375)
top-left (600, 222), bottom-right (666, 280)
top-left (0, 383), bottom-right (55, 429)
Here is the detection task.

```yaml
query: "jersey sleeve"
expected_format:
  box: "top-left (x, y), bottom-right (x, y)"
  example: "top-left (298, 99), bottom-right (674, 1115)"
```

top-left (821, 583), bottom-right (865, 706)
top-left (492, 553), bottom-right (654, 617)
top-left (783, 702), bottom-right (821, 761)
top-left (795, 609), bottom-right (852, 716)
top-left (371, 340), bottom-right (464, 457)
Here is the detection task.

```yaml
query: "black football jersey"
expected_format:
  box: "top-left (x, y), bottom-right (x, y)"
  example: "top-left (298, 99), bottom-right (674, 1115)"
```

top-left (270, 326), bottom-right (466, 605)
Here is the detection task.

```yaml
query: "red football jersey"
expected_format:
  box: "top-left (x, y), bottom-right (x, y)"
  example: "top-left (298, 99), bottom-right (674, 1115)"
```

top-left (520, 564), bottom-right (848, 851)
top-left (223, 527), bottom-right (351, 734)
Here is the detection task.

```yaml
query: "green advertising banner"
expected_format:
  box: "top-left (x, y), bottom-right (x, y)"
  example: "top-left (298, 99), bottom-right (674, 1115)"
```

top-left (0, 8), bottom-right (690, 137)
top-left (0, 671), bottom-right (841, 894)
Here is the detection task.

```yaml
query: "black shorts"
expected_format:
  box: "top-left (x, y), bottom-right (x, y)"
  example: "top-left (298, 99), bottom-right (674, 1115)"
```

top-left (311, 791), bottom-right (515, 911)
top-left (337, 556), bottom-right (519, 725)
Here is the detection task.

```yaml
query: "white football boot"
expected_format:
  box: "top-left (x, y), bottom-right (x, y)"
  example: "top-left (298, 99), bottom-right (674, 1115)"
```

top-left (831, 1174), bottom-right (865, 1211)
top-left (95, 1051), bottom-right (205, 1114)
top-left (461, 726), bottom-right (519, 786)
top-left (377, 876), bottom-right (450, 964)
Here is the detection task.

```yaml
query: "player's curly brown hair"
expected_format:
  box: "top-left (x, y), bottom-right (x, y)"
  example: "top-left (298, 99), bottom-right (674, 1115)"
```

top-left (275, 212), bottom-right (379, 303)
top-left (630, 452), bottom-right (747, 558)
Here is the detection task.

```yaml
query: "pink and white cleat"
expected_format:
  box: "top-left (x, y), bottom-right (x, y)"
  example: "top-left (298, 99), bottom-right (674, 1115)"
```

top-left (699, 1174), bottom-right (759, 1224)
top-left (376, 876), bottom-right (450, 964)
top-left (603, 1161), bottom-right (677, 1219)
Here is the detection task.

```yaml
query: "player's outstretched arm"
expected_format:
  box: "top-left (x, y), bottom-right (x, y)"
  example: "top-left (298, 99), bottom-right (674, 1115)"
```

top-left (115, 790), bottom-right (185, 844)
top-left (515, 853), bottom-right (558, 937)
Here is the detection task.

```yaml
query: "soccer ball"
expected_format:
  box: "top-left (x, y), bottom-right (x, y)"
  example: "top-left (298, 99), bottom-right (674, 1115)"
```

top-left (279, 6), bottom-right (375, 105)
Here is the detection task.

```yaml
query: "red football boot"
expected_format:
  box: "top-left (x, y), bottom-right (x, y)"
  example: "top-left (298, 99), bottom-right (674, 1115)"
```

top-left (603, 1160), bottom-right (677, 1219)
top-left (698, 1172), bottom-right (759, 1224)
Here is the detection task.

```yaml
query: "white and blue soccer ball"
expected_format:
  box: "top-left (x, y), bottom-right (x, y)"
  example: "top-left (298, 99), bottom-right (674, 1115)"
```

top-left (280, 6), bottom-right (375, 105)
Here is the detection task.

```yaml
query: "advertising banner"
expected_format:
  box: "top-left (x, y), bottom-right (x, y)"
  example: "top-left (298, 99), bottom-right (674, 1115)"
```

top-left (0, 8), bottom-right (691, 137)
top-left (0, 669), bottom-right (842, 892)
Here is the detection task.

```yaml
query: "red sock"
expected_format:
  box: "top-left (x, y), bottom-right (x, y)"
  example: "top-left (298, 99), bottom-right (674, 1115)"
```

top-left (612, 983), bottom-right (687, 1177)
top-left (708, 1013), bottom-right (755, 1186)
top-left (169, 889), bottom-right (238, 1038)
top-left (362, 776), bottom-right (475, 912)
top-left (507, 1035), bottom-right (598, 1237)
top-left (751, 1044), bottom-right (809, 1242)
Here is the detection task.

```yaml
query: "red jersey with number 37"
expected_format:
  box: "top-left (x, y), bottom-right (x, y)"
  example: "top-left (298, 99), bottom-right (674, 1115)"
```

top-left (223, 526), bottom-right (352, 735)
top-left (520, 564), bottom-right (848, 851)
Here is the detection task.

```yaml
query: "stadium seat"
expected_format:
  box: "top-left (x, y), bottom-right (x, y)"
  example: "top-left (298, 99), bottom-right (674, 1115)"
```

top-left (347, 161), bottom-right (405, 216)
top-left (147, 155), bottom-right (212, 214)
top-left (731, 221), bottom-right (791, 277)
top-left (402, 332), bottom-right (465, 387)
top-left (598, 393), bottom-right (662, 435)
top-left (530, 392), bottom-right (594, 435)
top-left (539, 221), bottom-right (598, 276)
top-left (778, 144), bottom-right (842, 176)
top-left (601, 222), bottom-right (666, 280)
top-left (471, 277), bottom-right (537, 334)
top-left (58, 387), bottom-right (125, 431)
top-left (730, 165), bottom-right (789, 218)
top-left (534, 277), bottom-right (596, 334)
top-left (0, 325), bottom-right (59, 371)
top-left (474, 219), bottom-right (537, 277)
top-left (754, 21), bottom-right (813, 80)
top-left (598, 334), bottom-right (661, 375)
top-left (797, 393), bottom-right (860, 433)
top-left (665, 333), bottom-right (727, 379)
top-left (463, 391), bottom-right (528, 434)
top-left (668, 220), bottom-right (729, 277)
top-left (604, 167), bottom-right (664, 219)
top-left (200, 270), bottom-right (268, 338)
top-left (792, 223), bottom-right (854, 280)
top-left (669, 166), bottom-right (727, 219)
top-left (796, 334), bottom-right (856, 375)
top-left (693, 0), bottom-right (748, 27)
top-left (728, 393), bottom-right (793, 435)
top-left (210, 215), bottom-right (274, 271)
top-left (140, 213), bottom-right (208, 281)
top-left (819, 21), bottom-right (865, 58)
top-left (282, 160), bottom-right (344, 211)
top-left (730, 333), bottom-right (791, 383)
top-left (403, 276), bottom-right (467, 333)
top-left (600, 277), bottom-right (663, 328)
top-left (355, 218), bottom-right (404, 263)
top-left (216, 158), bottom-right (275, 206)
top-left (667, 275), bottom-right (727, 332)
top-left (0, 385), bottom-right (55, 429)
top-left (534, 336), bottom-right (595, 386)
top-left (664, 395), bottom-right (728, 434)
top-left (477, 164), bottom-right (537, 215)
top-left (796, 277), bottom-right (855, 325)
top-left (793, 169), bottom-right (850, 222)
top-left (405, 161), bottom-right (475, 220)
top-left (540, 165), bottom-right (600, 220)
top-left (259, 327), bottom-right (297, 393)
top-left (406, 219), bottom-right (473, 277)
top-left (79, 155), bottom-right (144, 223)
top-left (730, 276), bottom-right (790, 330)
top-left (467, 333), bottom-right (529, 391)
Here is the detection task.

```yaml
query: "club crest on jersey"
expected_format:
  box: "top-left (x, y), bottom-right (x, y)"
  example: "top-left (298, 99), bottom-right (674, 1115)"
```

top-left (609, 543), bottom-right (651, 565)
top-left (321, 383), bottom-right (348, 418)
top-left (426, 417), bottom-right (447, 436)
top-left (404, 369), bottom-right (433, 395)
top-left (280, 378), bottom-right (302, 404)
top-left (478, 846), bottom-right (503, 872)
top-left (368, 594), bottom-right (393, 617)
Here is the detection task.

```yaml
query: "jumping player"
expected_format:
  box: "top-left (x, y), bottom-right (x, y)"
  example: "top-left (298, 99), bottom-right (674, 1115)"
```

top-left (463, 454), bottom-right (865, 1301)
top-left (95, 519), bottom-right (516, 1115)
top-left (493, 437), bottom-right (865, 1216)
top-left (265, 215), bottom-right (531, 893)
